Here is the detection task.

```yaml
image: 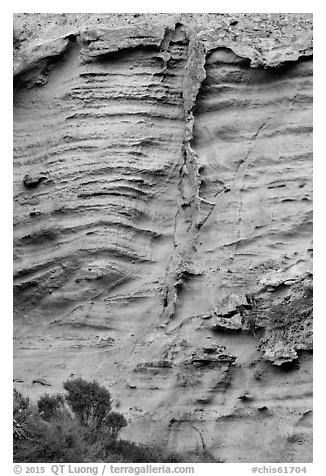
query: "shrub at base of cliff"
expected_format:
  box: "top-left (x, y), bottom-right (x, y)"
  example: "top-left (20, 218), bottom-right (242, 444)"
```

top-left (13, 379), bottom-right (183, 463)
top-left (37, 393), bottom-right (65, 421)
top-left (14, 388), bottom-right (89, 462)
top-left (63, 378), bottom-right (115, 429)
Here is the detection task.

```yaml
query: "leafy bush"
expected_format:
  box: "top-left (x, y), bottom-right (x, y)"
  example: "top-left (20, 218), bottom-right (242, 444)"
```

top-left (13, 389), bottom-right (44, 442)
top-left (102, 411), bottom-right (127, 439)
top-left (13, 378), bottom-right (196, 463)
top-left (37, 393), bottom-right (64, 421)
top-left (63, 378), bottom-right (112, 429)
top-left (13, 388), bottom-right (29, 412)
top-left (104, 440), bottom-right (183, 463)
top-left (14, 416), bottom-right (88, 463)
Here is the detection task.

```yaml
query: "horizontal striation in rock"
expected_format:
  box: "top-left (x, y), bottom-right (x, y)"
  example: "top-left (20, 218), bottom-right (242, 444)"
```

top-left (167, 48), bottom-right (313, 328)
top-left (14, 29), bottom-right (189, 329)
top-left (13, 14), bottom-right (313, 463)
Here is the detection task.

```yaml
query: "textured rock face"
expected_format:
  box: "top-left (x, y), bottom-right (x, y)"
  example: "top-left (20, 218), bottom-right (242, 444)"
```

top-left (13, 14), bottom-right (313, 463)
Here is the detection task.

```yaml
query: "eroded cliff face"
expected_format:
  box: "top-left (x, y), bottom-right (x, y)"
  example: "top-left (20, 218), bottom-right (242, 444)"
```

top-left (13, 14), bottom-right (313, 463)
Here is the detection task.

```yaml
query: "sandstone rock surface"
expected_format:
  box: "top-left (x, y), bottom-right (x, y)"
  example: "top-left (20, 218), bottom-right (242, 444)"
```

top-left (13, 13), bottom-right (313, 463)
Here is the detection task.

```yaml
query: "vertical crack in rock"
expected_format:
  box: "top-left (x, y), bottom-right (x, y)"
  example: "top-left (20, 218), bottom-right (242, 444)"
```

top-left (192, 424), bottom-right (206, 452)
top-left (161, 39), bottom-right (313, 342)
top-left (159, 33), bottom-right (208, 326)
top-left (231, 118), bottom-right (271, 256)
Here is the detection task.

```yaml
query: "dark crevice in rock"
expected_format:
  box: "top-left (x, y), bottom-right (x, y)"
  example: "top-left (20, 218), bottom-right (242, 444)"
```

top-left (14, 34), bottom-right (78, 91)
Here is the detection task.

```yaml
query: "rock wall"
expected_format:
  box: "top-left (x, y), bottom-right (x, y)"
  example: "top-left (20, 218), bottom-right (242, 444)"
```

top-left (13, 14), bottom-right (313, 463)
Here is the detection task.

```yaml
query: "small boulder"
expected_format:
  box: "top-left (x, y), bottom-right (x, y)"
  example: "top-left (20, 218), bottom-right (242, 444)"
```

top-left (23, 174), bottom-right (47, 189)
